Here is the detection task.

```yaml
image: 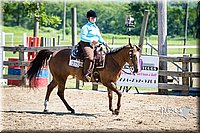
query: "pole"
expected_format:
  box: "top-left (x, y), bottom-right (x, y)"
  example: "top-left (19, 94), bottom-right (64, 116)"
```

top-left (33, 3), bottom-right (39, 37)
top-left (63, 0), bottom-right (66, 40)
top-left (183, 1), bottom-right (189, 54)
top-left (158, 1), bottom-right (168, 94)
top-left (71, 7), bottom-right (77, 46)
top-left (139, 10), bottom-right (149, 54)
top-left (71, 7), bottom-right (79, 89)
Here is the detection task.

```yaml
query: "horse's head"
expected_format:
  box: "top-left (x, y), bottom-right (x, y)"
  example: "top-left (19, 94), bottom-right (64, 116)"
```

top-left (127, 43), bottom-right (141, 74)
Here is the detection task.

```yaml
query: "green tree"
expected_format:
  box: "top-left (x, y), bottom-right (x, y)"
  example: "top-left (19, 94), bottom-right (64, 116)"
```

top-left (168, 6), bottom-right (185, 37)
top-left (2, 2), bottom-right (27, 27)
top-left (127, 1), bottom-right (157, 36)
top-left (23, 2), bottom-right (61, 28)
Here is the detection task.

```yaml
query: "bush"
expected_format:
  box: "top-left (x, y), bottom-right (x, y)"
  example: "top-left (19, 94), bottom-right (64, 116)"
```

top-left (65, 27), bottom-right (71, 35)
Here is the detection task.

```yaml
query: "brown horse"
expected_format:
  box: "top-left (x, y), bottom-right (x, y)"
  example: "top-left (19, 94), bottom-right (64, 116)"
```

top-left (27, 43), bottom-right (140, 115)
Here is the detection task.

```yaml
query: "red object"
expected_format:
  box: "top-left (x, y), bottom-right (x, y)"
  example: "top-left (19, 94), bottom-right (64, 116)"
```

top-left (8, 58), bottom-right (20, 86)
top-left (26, 37), bottom-right (40, 61)
top-left (29, 78), bottom-right (48, 87)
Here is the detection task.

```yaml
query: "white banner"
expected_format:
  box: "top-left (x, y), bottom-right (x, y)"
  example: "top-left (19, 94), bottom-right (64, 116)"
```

top-left (117, 55), bottom-right (159, 88)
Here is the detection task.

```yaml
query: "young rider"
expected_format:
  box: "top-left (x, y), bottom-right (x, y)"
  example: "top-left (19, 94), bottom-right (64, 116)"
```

top-left (79, 10), bottom-right (107, 82)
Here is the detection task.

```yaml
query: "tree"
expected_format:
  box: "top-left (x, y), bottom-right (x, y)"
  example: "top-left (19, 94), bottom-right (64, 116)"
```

top-left (127, 1), bottom-right (157, 36)
top-left (23, 2), bottom-right (61, 37)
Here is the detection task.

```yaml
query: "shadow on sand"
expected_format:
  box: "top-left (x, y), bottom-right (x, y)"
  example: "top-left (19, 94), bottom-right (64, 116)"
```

top-left (2, 110), bottom-right (97, 118)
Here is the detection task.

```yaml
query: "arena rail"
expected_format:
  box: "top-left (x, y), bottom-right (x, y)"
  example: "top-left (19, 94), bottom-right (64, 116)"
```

top-left (159, 55), bottom-right (200, 95)
top-left (1, 45), bottom-right (200, 95)
top-left (2, 45), bottom-right (71, 86)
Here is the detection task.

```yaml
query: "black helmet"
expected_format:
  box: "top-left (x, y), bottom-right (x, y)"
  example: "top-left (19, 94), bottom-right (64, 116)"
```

top-left (86, 10), bottom-right (97, 18)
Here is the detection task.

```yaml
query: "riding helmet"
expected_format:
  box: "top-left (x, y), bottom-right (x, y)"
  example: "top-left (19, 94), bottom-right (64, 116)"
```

top-left (86, 10), bottom-right (97, 18)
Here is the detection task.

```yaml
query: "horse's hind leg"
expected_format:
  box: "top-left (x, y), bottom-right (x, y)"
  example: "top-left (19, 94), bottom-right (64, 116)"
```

top-left (44, 79), bottom-right (57, 112)
top-left (57, 80), bottom-right (75, 114)
top-left (107, 88), bottom-right (114, 113)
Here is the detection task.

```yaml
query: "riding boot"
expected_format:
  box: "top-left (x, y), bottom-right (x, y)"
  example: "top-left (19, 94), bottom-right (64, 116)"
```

top-left (83, 59), bottom-right (93, 82)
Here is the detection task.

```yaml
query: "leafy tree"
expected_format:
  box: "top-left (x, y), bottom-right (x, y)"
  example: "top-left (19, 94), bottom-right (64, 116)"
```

top-left (168, 6), bottom-right (185, 37)
top-left (2, 1), bottom-right (198, 39)
top-left (22, 2), bottom-right (61, 28)
top-left (127, 1), bottom-right (157, 36)
top-left (2, 2), bottom-right (26, 27)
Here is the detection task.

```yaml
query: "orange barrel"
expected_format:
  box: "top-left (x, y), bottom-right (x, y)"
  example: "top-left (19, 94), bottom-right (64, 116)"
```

top-left (7, 58), bottom-right (20, 86)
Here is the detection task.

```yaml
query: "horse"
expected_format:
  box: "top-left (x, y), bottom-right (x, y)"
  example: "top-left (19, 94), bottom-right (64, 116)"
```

top-left (27, 43), bottom-right (141, 115)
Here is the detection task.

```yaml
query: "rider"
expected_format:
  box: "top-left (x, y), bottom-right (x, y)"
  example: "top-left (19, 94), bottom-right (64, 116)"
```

top-left (79, 10), bottom-right (107, 82)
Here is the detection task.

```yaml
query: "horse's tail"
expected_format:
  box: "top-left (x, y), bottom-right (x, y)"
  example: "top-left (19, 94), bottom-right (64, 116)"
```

top-left (26, 49), bottom-right (53, 83)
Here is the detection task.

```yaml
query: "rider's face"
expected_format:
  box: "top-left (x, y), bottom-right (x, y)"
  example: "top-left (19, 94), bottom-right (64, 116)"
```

top-left (89, 17), bottom-right (96, 23)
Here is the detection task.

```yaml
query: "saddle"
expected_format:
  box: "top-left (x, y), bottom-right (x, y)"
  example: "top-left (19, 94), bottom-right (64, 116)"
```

top-left (69, 43), bottom-right (106, 69)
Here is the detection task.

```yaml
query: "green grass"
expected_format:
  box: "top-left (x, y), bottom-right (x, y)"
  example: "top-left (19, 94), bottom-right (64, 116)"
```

top-left (2, 26), bottom-right (199, 58)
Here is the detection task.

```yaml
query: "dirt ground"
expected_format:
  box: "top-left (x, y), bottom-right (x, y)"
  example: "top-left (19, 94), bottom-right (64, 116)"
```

top-left (0, 85), bottom-right (199, 133)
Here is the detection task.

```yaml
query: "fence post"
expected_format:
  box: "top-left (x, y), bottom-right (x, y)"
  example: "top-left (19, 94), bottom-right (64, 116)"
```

top-left (1, 32), bottom-right (5, 61)
top-left (182, 55), bottom-right (189, 95)
top-left (71, 7), bottom-right (79, 89)
top-left (158, 1), bottom-right (168, 94)
top-left (57, 36), bottom-right (60, 46)
top-left (53, 38), bottom-right (56, 47)
top-left (19, 45), bottom-right (26, 86)
top-left (92, 82), bottom-right (98, 91)
top-left (138, 10), bottom-right (149, 54)
top-left (112, 36), bottom-right (115, 45)
top-left (145, 37), bottom-right (148, 55)
top-left (0, 46), bottom-right (3, 79)
top-left (189, 54), bottom-right (193, 88)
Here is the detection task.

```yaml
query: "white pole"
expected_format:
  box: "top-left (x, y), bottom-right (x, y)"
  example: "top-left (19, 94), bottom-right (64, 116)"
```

top-left (23, 33), bottom-right (28, 60)
top-left (11, 33), bottom-right (14, 47)
top-left (63, 0), bottom-right (66, 40)
top-left (1, 32), bottom-right (5, 63)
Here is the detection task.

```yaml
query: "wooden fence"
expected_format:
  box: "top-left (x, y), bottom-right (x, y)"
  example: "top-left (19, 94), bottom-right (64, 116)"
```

top-left (2, 45), bottom-right (70, 86)
top-left (158, 55), bottom-right (200, 95)
top-left (2, 45), bottom-right (200, 95)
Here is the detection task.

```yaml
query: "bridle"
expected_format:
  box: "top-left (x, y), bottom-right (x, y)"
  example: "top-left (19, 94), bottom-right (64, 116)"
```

top-left (128, 44), bottom-right (139, 74)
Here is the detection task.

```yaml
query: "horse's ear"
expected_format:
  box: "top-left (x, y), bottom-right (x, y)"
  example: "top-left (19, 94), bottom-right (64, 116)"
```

top-left (133, 45), bottom-right (141, 51)
top-left (136, 45), bottom-right (141, 51)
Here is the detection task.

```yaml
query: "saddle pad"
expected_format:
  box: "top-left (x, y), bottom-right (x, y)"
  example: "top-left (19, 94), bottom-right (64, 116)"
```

top-left (69, 55), bottom-right (106, 69)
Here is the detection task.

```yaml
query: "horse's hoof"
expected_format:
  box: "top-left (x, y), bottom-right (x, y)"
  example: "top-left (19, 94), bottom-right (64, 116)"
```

top-left (114, 109), bottom-right (119, 115)
top-left (71, 109), bottom-right (75, 114)
top-left (112, 111), bottom-right (115, 115)
top-left (43, 109), bottom-right (48, 113)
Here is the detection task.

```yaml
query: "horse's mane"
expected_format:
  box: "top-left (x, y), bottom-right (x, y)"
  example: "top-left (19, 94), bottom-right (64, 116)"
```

top-left (106, 45), bottom-right (127, 55)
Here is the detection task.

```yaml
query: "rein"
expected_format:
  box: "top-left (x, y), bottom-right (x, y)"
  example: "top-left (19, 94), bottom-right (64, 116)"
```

top-left (104, 44), bottom-right (136, 73)
top-left (104, 44), bottom-right (122, 69)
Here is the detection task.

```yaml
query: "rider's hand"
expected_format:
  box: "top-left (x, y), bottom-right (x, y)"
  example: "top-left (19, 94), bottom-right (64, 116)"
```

top-left (103, 42), bottom-right (108, 46)
top-left (92, 40), bottom-right (98, 45)
top-left (92, 40), bottom-right (98, 47)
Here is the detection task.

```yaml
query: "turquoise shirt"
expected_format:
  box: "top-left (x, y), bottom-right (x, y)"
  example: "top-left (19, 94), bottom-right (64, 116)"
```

top-left (80, 21), bottom-right (105, 44)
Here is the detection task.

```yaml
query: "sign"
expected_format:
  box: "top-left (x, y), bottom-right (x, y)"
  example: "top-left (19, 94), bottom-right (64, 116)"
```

top-left (117, 55), bottom-right (159, 88)
top-left (69, 57), bottom-right (83, 68)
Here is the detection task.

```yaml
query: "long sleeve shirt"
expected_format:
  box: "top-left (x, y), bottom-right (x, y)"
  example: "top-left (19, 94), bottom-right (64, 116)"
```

top-left (80, 21), bottom-right (105, 44)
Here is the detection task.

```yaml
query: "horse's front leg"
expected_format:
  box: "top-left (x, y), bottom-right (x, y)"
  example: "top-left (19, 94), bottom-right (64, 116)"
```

top-left (106, 82), bottom-right (122, 115)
